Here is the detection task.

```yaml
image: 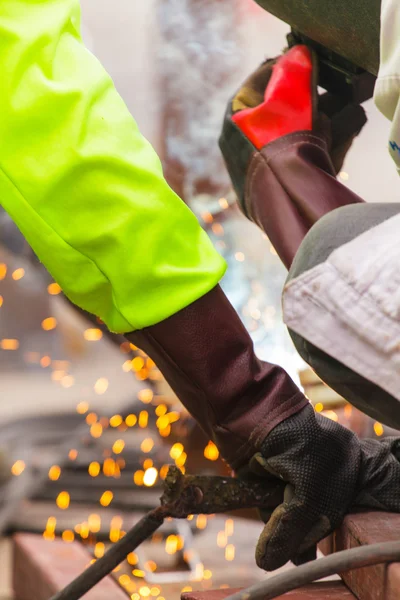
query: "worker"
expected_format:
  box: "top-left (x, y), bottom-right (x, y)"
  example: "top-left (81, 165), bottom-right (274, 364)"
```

top-left (282, 0), bottom-right (400, 420)
top-left (1, 0), bottom-right (399, 573)
top-left (218, 0), bottom-right (400, 568)
top-left (219, 42), bottom-right (400, 434)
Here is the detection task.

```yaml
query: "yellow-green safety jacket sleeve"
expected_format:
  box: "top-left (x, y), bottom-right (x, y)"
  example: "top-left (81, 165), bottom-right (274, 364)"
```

top-left (0, 0), bottom-right (226, 333)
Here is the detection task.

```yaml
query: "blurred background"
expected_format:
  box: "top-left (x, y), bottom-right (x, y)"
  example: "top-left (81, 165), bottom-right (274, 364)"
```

top-left (1, 1), bottom-right (399, 598)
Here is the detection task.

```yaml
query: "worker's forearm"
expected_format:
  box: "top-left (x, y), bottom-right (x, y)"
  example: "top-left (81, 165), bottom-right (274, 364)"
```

top-left (0, 0), bottom-right (226, 333)
top-left (220, 48), bottom-right (367, 270)
top-left (243, 132), bottom-right (365, 269)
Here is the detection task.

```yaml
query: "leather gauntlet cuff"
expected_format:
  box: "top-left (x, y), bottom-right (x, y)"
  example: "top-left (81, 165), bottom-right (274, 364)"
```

top-left (126, 285), bottom-right (307, 469)
top-left (244, 131), bottom-right (364, 268)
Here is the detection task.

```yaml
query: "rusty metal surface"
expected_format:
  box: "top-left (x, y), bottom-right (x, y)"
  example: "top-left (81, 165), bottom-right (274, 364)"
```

top-left (48, 466), bottom-right (284, 600)
top-left (160, 466), bottom-right (283, 518)
top-left (13, 534), bottom-right (126, 600)
top-left (322, 512), bottom-right (400, 600)
top-left (387, 561), bottom-right (400, 600)
top-left (182, 582), bottom-right (356, 599)
top-left (13, 516), bottom-right (282, 600)
top-left (254, 0), bottom-right (381, 75)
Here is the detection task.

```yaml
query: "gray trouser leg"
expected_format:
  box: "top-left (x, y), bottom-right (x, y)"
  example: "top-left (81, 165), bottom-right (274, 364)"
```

top-left (287, 203), bottom-right (400, 430)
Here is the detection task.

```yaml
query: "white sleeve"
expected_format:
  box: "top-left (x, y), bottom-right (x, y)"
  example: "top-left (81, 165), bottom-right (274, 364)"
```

top-left (374, 0), bottom-right (400, 172)
top-left (282, 213), bottom-right (400, 403)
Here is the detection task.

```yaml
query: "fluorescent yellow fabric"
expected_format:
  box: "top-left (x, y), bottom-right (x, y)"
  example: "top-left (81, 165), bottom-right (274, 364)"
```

top-left (0, 0), bottom-right (226, 332)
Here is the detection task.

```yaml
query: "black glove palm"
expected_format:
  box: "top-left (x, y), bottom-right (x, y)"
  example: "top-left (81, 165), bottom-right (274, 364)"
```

top-left (250, 404), bottom-right (400, 571)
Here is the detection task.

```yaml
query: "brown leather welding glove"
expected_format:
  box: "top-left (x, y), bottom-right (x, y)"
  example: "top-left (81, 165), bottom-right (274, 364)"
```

top-left (249, 405), bottom-right (400, 571)
top-left (219, 45), bottom-right (367, 269)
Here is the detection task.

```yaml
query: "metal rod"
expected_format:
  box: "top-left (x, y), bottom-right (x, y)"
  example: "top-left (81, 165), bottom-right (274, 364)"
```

top-left (48, 466), bottom-right (284, 600)
top-left (49, 509), bottom-right (164, 600)
top-left (224, 540), bottom-right (400, 600)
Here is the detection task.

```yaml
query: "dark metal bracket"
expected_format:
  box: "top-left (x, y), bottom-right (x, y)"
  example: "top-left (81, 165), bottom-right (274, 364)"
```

top-left (287, 30), bottom-right (377, 104)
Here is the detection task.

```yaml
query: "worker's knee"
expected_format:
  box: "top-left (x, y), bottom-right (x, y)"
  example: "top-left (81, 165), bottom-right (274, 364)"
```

top-left (288, 202), bottom-right (400, 282)
top-left (286, 203), bottom-right (400, 430)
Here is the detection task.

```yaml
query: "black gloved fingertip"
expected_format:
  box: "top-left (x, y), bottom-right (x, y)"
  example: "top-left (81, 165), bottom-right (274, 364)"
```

top-left (293, 545), bottom-right (317, 566)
